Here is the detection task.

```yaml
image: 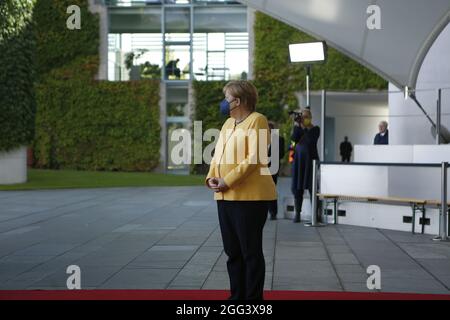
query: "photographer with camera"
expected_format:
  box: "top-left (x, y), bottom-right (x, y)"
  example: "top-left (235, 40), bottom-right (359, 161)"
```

top-left (289, 109), bottom-right (320, 223)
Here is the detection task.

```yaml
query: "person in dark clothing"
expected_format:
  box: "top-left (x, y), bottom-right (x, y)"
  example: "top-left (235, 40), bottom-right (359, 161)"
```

top-left (374, 121), bottom-right (389, 145)
top-left (165, 58), bottom-right (180, 79)
top-left (291, 109), bottom-right (320, 223)
top-left (268, 122), bottom-right (286, 220)
top-left (340, 136), bottom-right (353, 162)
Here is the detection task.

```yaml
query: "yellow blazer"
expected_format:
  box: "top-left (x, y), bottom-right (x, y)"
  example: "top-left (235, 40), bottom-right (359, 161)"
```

top-left (206, 112), bottom-right (277, 201)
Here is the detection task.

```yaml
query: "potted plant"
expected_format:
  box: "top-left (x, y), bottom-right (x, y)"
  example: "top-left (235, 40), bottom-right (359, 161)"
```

top-left (0, 0), bottom-right (36, 184)
top-left (141, 61), bottom-right (161, 79)
top-left (124, 49), bottom-right (152, 80)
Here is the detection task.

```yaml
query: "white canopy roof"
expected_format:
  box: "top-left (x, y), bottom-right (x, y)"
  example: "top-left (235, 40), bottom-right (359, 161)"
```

top-left (240, 0), bottom-right (450, 90)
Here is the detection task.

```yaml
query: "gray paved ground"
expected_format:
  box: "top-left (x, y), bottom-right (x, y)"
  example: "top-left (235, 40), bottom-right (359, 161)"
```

top-left (0, 178), bottom-right (450, 294)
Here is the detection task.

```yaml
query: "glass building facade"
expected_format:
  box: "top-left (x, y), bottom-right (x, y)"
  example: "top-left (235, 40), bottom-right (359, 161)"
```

top-left (104, 0), bottom-right (248, 172)
top-left (107, 1), bottom-right (248, 82)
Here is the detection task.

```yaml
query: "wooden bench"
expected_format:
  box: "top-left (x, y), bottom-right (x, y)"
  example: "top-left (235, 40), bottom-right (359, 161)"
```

top-left (424, 200), bottom-right (450, 207)
top-left (317, 193), bottom-right (428, 234)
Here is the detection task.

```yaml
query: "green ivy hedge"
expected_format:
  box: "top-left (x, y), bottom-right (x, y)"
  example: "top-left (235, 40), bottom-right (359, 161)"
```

top-left (34, 56), bottom-right (161, 171)
top-left (0, 0), bottom-right (36, 152)
top-left (192, 81), bottom-right (228, 132)
top-left (31, 0), bottom-right (161, 171)
top-left (33, 0), bottom-right (99, 76)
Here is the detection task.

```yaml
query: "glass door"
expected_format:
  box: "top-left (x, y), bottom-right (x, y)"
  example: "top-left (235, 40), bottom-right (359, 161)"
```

top-left (163, 5), bottom-right (193, 81)
top-left (166, 85), bottom-right (190, 173)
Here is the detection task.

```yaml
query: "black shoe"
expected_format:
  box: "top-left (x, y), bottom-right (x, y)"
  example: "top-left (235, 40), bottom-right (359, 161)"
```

top-left (293, 212), bottom-right (301, 223)
top-left (270, 215), bottom-right (277, 221)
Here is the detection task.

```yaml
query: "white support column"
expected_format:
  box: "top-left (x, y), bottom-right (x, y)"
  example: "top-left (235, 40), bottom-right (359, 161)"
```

top-left (155, 82), bottom-right (167, 173)
top-left (320, 89), bottom-right (326, 161)
top-left (247, 7), bottom-right (256, 80)
top-left (88, 0), bottom-right (108, 80)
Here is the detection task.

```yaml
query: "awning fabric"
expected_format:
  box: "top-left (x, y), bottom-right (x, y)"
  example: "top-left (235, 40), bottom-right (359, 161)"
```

top-left (240, 0), bottom-right (450, 90)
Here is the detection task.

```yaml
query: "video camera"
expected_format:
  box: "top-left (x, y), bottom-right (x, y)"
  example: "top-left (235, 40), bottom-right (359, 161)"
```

top-left (288, 110), bottom-right (302, 122)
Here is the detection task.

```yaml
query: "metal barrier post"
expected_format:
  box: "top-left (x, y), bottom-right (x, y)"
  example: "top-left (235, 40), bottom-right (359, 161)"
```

top-left (305, 159), bottom-right (325, 227)
top-left (436, 89), bottom-right (441, 145)
top-left (433, 162), bottom-right (449, 241)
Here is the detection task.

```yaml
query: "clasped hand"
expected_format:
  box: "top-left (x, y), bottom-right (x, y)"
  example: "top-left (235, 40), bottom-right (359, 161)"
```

top-left (207, 177), bottom-right (229, 193)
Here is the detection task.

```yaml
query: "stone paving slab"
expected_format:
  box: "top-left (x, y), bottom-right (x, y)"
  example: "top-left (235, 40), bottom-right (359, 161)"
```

top-left (0, 178), bottom-right (449, 295)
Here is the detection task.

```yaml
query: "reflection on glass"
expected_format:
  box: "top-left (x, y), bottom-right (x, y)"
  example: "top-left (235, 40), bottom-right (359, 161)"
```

top-left (107, 5), bottom-right (248, 82)
top-left (167, 86), bottom-right (189, 116)
top-left (106, 0), bottom-right (239, 7)
top-left (165, 33), bottom-right (191, 43)
top-left (108, 34), bottom-right (122, 81)
top-left (165, 45), bottom-right (190, 80)
top-left (192, 33), bottom-right (206, 80)
top-left (107, 32), bottom-right (248, 81)
top-left (167, 103), bottom-right (188, 116)
top-left (192, 32), bottom-right (248, 81)
top-left (193, 0), bottom-right (240, 3)
top-left (107, 0), bottom-right (162, 6)
top-left (165, 0), bottom-right (190, 3)
top-left (208, 32), bottom-right (224, 51)
top-left (165, 7), bottom-right (190, 33)
top-left (108, 33), bottom-right (163, 81)
top-left (225, 49), bottom-right (248, 80)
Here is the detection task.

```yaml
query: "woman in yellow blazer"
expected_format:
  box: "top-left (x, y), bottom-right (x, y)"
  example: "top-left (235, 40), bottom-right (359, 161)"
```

top-left (206, 81), bottom-right (277, 300)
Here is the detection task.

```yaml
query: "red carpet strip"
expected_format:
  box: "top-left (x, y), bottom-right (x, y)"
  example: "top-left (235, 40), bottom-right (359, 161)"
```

top-left (1, 290), bottom-right (450, 300)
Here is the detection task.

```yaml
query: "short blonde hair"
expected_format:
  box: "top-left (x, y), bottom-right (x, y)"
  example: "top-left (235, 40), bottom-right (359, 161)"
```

top-left (223, 81), bottom-right (258, 112)
top-left (301, 109), bottom-right (312, 118)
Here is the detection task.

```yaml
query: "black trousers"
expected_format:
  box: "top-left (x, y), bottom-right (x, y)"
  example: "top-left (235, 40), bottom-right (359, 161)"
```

top-left (217, 200), bottom-right (268, 300)
top-left (292, 189), bottom-right (312, 215)
top-left (268, 174), bottom-right (278, 217)
top-left (268, 200), bottom-right (278, 216)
